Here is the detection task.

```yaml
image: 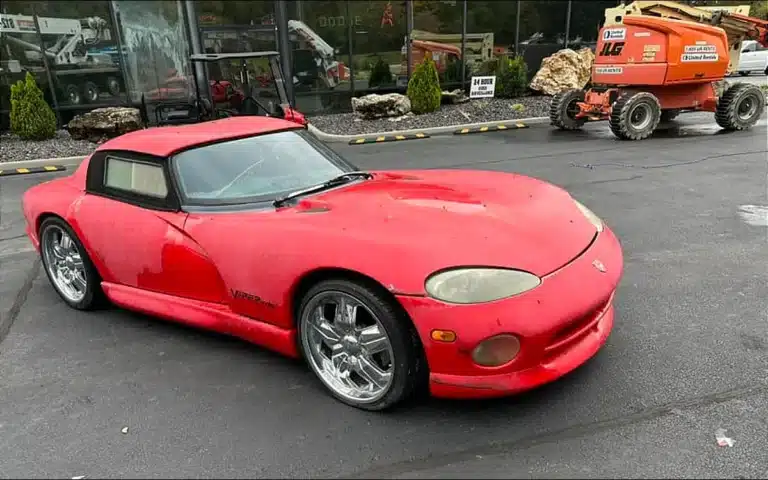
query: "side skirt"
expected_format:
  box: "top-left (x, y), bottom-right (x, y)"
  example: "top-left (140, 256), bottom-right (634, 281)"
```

top-left (101, 282), bottom-right (299, 358)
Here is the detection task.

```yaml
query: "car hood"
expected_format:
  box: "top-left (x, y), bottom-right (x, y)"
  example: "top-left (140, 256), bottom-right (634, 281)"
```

top-left (287, 170), bottom-right (597, 276)
top-left (184, 170), bottom-right (601, 296)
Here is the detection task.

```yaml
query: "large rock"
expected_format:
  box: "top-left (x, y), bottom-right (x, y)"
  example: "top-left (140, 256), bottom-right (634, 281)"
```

top-left (351, 93), bottom-right (411, 120)
top-left (530, 48), bottom-right (595, 96)
top-left (66, 107), bottom-right (144, 143)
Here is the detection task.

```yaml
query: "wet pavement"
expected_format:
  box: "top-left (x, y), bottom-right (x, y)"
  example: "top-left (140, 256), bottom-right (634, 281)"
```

top-left (1, 113), bottom-right (766, 479)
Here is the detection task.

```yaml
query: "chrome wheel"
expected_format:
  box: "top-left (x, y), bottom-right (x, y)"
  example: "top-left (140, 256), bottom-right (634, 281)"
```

top-left (41, 225), bottom-right (87, 303)
top-left (301, 291), bottom-right (395, 404)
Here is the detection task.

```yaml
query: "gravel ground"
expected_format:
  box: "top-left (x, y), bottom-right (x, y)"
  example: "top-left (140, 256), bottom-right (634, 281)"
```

top-left (309, 95), bottom-right (553, 136)
top-left (1, 130), bottom-right (95, 163)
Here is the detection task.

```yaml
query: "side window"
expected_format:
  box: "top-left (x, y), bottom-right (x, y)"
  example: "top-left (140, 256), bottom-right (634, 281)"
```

top-left (104, 156), bottom-right (168, 198)
top-left (742, 43), bottom-right (756, 53)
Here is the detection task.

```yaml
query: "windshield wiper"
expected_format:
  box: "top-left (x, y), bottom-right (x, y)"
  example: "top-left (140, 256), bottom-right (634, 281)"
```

top-left (273, 171), bottom-right (372, 208)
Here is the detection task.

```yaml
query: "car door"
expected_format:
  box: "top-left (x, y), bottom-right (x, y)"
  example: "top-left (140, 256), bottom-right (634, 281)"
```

top-left (73, 150), bottom-right (228, 305)
top-left (739, 42), bottom-right (758, 72)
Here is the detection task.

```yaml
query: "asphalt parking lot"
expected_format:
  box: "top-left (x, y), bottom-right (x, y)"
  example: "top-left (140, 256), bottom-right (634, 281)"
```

top-left (1, 113), bottom-right (767, 479)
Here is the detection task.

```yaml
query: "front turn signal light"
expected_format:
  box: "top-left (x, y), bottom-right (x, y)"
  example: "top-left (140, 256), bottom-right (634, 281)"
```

top-left (431, 329), bottom-right (457, 342)
top-left (471, 334), bottom-right (521, 367)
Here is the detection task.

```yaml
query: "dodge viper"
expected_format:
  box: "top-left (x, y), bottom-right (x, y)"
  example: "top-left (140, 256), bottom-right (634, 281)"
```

top-left (22, 116), bottom-right (623, 411)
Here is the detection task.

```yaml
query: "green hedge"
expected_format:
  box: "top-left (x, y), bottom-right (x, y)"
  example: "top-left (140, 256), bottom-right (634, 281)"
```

top-left (368, 56), bottom-right (394, 88)
top-left (407, 57), bottom-right (442, 114)
top-left (10, 72), bottom-right (57, 140)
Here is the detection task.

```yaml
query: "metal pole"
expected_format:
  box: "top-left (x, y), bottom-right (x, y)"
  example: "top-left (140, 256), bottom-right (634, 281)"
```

top-left (108, 0), bottom-right (133, 105)
top-left (461, 0), bottom-right (467, 88)
top-left (564, 0), bottom-right (572, 48)
top-left (346, 0), bottom-right (355, 95)
top-left (406, 0), bottom-right (413, 78)
top-left (183, 0), bottom-right (211, 105)
top-left (514, 1), bottom-right (521, 56)
top-left (30, 5), bottom-right (62, 126)
top-left (275, 0), bottom-right (294, 104)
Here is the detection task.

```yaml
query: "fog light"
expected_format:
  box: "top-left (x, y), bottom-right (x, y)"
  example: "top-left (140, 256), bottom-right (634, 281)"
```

top-left (471, 334), bottom-right (521, 367)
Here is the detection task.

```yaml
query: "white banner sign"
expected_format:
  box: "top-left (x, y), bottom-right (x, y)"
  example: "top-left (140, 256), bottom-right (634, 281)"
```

top-left (470, 76), bottom-right (496, 99)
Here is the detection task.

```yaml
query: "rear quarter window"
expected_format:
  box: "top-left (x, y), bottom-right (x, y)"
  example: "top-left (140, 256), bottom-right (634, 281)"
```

top-left (104, 156), bottom-right (168, 198)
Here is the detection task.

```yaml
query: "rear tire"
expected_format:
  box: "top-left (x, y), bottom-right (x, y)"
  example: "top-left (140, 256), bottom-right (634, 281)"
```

top-left (715, 82), bottom-right (765, 131)
top-left (296, 278), bottom-right (426, 411)
top-left (550, 89), bottom-right (587, 130)
top-left (609, 91), bottom-right (661, 140)
top-left (84, 81), bottom-right (100, 103)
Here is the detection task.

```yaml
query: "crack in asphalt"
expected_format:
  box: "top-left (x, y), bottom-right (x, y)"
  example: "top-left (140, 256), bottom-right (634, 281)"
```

top-left (330, 382), bottom-right (768, 479)
top-left (569, 149), bottom-right (768, 170)
top-left (0, 233), bottom-right (28, 243)
top-left (0, 258), bottom-right (41, 347)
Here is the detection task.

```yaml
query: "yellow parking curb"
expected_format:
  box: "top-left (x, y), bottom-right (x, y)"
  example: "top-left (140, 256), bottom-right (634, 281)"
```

top-left (348, 133), bottom-right (430, 145)
top-left (453, 123), bottom-right (529, 135)
top-left (0, 165), bottom-right (67, 177)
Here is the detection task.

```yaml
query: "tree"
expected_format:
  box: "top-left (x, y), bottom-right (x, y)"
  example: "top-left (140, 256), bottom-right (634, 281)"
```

top-left (10, 72), bottom-right (57, 140)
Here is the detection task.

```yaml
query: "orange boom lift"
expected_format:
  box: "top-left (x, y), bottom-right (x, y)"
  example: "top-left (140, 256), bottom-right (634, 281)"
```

top-left (549, 1), bottom-right (768, 140)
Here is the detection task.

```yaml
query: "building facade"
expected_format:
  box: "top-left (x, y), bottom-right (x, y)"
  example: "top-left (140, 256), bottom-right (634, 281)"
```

top-left (1, 0), bottom-right (620, 128)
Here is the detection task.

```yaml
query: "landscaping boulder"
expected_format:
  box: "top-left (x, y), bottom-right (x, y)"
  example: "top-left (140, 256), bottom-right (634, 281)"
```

top-left (530, 48), bottom-right (595, 96)
top-left (351, 93), bottom-right (411, 120)
top-left (66, 107), bottom-right (144, 143)
top-left (441, 89), bottom-right (469, 105)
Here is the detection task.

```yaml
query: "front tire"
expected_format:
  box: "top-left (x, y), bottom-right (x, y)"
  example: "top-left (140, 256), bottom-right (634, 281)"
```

top-left (39, 217), bottom-right (105, 310)
top-left (715, 82), bottom-right (765, 131)
top-left (550, 88), bottom-right (587, 130)
top-left (297, 278), bottom-right (425, 411)
top-left (609, 91), bottom-right (661, 140)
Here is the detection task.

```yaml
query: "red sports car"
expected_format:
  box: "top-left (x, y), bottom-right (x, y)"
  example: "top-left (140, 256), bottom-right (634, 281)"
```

top-left (22, 116), bottom-right (623, 411)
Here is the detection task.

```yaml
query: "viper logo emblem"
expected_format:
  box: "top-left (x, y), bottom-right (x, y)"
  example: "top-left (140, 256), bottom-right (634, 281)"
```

top-left (592, 260), bottom-right (606, 273)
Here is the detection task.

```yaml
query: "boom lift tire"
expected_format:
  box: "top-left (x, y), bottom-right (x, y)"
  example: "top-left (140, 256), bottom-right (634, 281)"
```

top-left (609, 91), bottom-right (661, 140)
top-left (550, 89), bottom-right (587, 130)
top-left (715, 82), bottom-right (765, 131)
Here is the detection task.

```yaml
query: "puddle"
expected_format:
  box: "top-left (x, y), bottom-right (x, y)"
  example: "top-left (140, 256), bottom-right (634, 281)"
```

top-left (738, 205), bottom-right (768, 227)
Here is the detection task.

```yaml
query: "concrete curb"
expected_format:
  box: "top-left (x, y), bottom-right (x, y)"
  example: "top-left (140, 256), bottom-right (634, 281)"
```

top-left (1, 155), bottom-right (87, 171)
top-left (309, 115), bottom-right (551, 143)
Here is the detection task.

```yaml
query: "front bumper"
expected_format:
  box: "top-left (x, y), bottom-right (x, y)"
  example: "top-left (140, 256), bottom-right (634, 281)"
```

top-left (396, 226), bottom-right (624, 399)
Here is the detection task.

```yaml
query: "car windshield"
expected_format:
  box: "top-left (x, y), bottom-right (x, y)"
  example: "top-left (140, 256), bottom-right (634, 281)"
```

top-left (171, 130), bottom-right (356, 205)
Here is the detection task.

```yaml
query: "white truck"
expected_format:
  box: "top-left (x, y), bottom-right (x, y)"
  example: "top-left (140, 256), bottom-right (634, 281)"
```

top-left (735, 40), bottom-right (768, 76)
top-left (0, 13), bottom-right (123, 105)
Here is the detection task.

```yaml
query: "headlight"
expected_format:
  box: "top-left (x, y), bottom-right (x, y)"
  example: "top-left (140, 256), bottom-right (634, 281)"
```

top-left (573, 199), bottom-right (604, 232)
top-left (425, 268), bottom-right (541, 304)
